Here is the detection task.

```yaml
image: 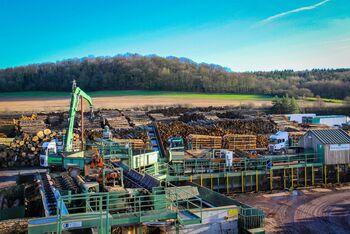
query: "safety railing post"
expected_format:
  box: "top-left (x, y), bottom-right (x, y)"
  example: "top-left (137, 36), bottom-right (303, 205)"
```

top-left (139, 196), bottom-right (141, 220)
top-left (99, 195), bottom-right (103, 233)
top-left (106, 193), bottom-right (110, 233)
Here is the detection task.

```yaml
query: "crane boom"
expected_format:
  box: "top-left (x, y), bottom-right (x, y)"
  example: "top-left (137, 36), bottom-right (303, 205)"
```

top-left (64, 82), bottom-right (93, 152)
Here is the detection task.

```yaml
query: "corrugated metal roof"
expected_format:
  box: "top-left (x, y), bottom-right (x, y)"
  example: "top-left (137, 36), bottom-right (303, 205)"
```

top-left (309, 129), bottom-right (350, 144)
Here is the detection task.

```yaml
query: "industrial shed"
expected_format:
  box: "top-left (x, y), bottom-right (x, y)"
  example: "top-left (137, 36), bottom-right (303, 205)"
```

top-left (299, 129), bottom-right (350, 165)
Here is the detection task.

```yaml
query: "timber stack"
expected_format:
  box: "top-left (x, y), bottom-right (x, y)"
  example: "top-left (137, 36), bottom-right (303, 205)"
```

top-left (187, 134), bottom-right (222, 150)
top-left (123, 110), bottom-right (151, 126)
top-left (15, 114), bottom-right (47, 135)
top-left (112, 138), bottom-right (145, 150)
top-left (256, 135), bottom-right (269, 148)
top-left (223, 134), bottom-right (257, 150)
top-left (0, 119), bottom-right (15, 138)
top-left (0, 129), bottom-right (56, 167)
top-left (100, 110), bottom-right (131, 129)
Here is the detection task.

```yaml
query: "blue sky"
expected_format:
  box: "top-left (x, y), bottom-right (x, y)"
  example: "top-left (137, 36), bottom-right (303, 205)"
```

top-left (0, 0), bottom-right (349, 71)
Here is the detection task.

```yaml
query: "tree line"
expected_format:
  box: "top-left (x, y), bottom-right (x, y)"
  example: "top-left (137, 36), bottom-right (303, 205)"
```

top-left (0, 54), bottom-right (349, 99)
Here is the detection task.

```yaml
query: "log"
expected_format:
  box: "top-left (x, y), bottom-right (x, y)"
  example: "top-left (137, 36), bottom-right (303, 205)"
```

top-left (32, 136), bottom-right (39, 142)
top-left (36, 131), bottom-right (44, 139)
top-left (44, 128), bottom-right (51, 136)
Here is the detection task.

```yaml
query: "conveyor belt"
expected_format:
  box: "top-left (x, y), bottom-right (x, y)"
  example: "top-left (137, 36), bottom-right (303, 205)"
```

top-left (147, 123), bottom-right (166, 158)
top-left (112, 162), bottom-right (160, 191)
top-left (39, 173), bottom-right (57, 216)
top-left (38, 173), bottom-right (68, 216)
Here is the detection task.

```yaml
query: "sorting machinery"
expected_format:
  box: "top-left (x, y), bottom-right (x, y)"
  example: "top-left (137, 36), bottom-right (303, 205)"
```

top-left (28, 82), bottom-right (264, 234)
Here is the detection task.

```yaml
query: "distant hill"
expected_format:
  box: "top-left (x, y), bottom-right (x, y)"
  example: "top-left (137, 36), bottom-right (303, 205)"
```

top-left (0, 54), bottom-right (349, 99)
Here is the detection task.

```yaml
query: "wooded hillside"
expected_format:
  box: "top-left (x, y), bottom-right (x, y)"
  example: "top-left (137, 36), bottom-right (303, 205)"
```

top-left (0, 54), bottom-right (349, 99)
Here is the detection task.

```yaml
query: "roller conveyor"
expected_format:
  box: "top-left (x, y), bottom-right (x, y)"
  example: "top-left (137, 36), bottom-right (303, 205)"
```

top-left (112, 162), bottom-right (160, 191)
top-left (38, 173), bottom-right (68, 216)
top-left (54, 172), bottom-right (80, 194)
top-left (39, 173), bottom-right (57, 216)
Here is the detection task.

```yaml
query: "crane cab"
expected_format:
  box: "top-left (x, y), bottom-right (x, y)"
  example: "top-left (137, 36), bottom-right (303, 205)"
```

top-left (40, 140), bottom-right (62, 167)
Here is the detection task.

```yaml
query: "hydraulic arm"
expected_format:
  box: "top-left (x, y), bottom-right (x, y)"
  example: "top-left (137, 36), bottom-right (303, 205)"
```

top-left (64, 81), bottom-right (93, 152)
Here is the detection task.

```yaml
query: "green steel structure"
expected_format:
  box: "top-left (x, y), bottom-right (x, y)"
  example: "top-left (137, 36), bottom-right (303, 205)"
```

top-left (28, 186), bottom-right (203, 233)
top-left (65, 81), bottom-right (93, 152)
top-left (145, 151), bottom-right (348, 193)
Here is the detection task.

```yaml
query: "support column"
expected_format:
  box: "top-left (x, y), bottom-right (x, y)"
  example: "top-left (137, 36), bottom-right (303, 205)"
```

top-left (80, 96), bottom-right (84, 151)
top-left (324, 165), bottom-right (327, 184)
top-left (296, 167), bottom-right (299, 187)
top-left (200, 174), bottom-right (203, 186)
top-left (226, 174), bottom-right (229, 194)
top-left (210, 174), bottom-right (213, 190)
top-left (337, 164), bottom-right (340, 184)
top-left (255, 170), bottom-right (259, 192)
top-left (291, 167), bottom-right (294, 188)
top-left (283, 167), bottom-right (286, 189)
top-left (270, 169), bottom-right (273, 191)
top-left (312, 165), bottom-right (314, 186)
top-left (304, 166), bottom-right (307, 187)
top-left (241, 171), bottom-right (244, 193)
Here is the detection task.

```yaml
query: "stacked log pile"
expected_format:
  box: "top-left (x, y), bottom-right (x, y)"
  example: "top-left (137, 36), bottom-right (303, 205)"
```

top-left (100, 110), bottom-right (131, 129)
top-left (0, 218), bottom-right (28, 234)
top-left (148, 113), bottom-right (179, 121)
top-left (256, 135), bottom-right (269, 148)
top-left (112, 138), bottom-right (145, 150)
top-left (187, 134), bottom-right (222, 150)
top-left (0, 119), bottom-right (15, 137)
top-left (112, 127), bottom-right (148, 143)
top-left (107, 116), bottom-right (130, 129)
top-left (15, 114), bottom-right (47, 135)
top-left (178, 113), bottom-right (206, 123)
top-left (288, 131), bottom-right (305, 145)
top-left (0, 138), bottom-right (14, 146)
top-left (157, 118), bottom-right (277, 150)
top-left (270, 114), bottom-right (299, 131)
top-left (215, 118), bottom-right (277, 134)
top-left (202, 111), bottom-right (220, 121)
top-left (82, 116), bottom-right (102, 130)
top-left (223, 134), bottom-right (257, 150)
top-left (147, 107), bottom-right (190, 116)
top-left (0, 128), bottom-right (58, 167)
top-left (47, 113), bottom-right (66, 131)
top-left (123, 110), bottom-right (150, 126)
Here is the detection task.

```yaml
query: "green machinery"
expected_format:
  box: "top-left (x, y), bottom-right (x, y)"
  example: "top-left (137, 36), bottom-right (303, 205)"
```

top-left (39, 80), bottom-right (94, 169)
top-left (28, 186), bottom-right (204, 234)
top-left (64, 80), bottom-right (93, 152)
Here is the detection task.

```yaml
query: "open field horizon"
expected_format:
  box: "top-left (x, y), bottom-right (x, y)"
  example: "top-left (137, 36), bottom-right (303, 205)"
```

top-left (0, 90), bottom-right (344, 112)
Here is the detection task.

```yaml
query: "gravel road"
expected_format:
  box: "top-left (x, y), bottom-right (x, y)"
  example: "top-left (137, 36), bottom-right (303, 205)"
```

top-left (235, 186), bottom-right (350, 234)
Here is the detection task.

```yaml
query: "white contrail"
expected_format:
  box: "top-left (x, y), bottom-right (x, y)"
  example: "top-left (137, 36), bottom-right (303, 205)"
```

top-left (260, 0), bottom-right (331, 24)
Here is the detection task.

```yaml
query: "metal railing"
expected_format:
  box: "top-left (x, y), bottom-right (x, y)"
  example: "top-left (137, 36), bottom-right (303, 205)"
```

top-left (165, 153), bottom-right (320, 176)
top-left (55, 185), bottom-right (203, 233)
top-left (238, 207), bottom-right (265, 230)
top-left (144, 162), bottom-right (169, 176)
top-left (164, 182), bottom-right (203, 224)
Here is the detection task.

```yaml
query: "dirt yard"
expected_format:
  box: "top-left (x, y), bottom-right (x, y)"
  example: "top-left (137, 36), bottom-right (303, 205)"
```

top-left (0, 96), bottom-right (272, 112)
top-left (235, 186), bottom-right (350, 234)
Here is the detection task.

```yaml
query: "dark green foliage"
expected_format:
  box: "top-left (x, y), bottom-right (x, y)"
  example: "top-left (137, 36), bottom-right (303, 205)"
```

top-left (270, 95), bottom-right (301, 114)
top-left (0, 54), bottom-right (349, 99)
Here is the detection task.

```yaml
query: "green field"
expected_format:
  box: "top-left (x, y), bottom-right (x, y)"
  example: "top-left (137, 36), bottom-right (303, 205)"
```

top-left (304, 97), bottom-right (345, 103)
top-left (0, 90), bottom-right (272, 100)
